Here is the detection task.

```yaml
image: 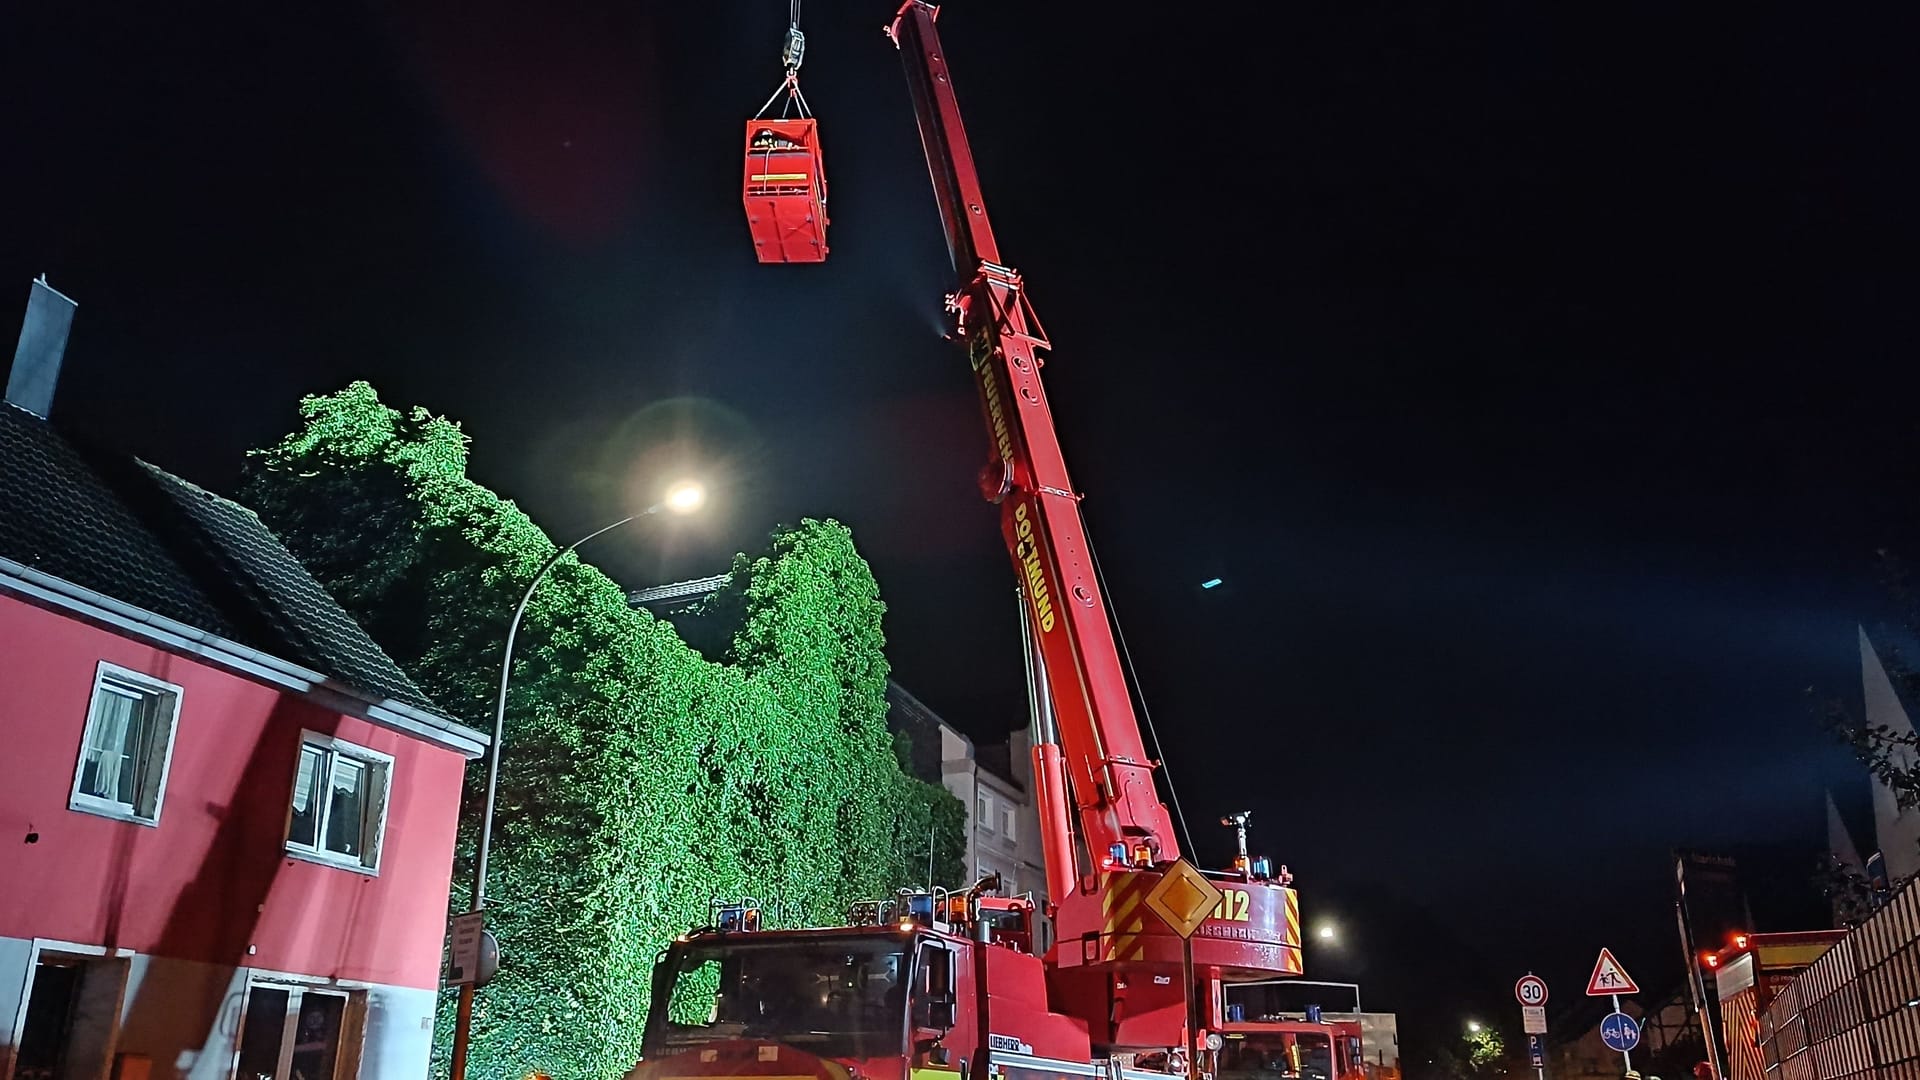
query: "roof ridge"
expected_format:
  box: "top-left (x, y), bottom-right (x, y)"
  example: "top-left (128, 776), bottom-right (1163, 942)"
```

top-left (137, 463), bottom-right (440, 711)
top-left (138, 457), bottom-right (266, 519)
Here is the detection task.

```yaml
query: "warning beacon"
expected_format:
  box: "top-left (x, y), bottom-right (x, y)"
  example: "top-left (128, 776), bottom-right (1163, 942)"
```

top-left (742, 1), bottom-right (829, 263)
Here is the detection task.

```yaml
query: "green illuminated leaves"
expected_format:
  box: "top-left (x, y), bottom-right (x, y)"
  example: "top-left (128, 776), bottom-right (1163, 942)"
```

top-left (246, 383), bottom-right (967, 1080)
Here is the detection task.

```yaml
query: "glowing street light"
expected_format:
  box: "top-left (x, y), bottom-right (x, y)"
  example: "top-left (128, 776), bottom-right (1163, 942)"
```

top-left (1467, 1021), bottom-right (1483, 1034)
top-left (663, 479), bottom-right (706, 514)
top-left (1318, 924), bottom-right (1337, 941)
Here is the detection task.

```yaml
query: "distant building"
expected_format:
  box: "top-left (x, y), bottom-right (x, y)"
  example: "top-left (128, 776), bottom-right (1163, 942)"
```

top-left (0, 281), bottom-right (486, 1079)
top-left (887, 683), bottom-right (1048, 903)
top-left (631, 576), bottom-right (1051, 915)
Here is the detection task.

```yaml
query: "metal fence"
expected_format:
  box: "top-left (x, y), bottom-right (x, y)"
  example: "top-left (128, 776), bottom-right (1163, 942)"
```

top-left (1759, 883), bottom-right (1920, 1080)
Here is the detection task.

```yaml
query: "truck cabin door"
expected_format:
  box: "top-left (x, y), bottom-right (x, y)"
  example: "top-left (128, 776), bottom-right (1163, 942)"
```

top-left (912, 941), bottom-right (969, 1074)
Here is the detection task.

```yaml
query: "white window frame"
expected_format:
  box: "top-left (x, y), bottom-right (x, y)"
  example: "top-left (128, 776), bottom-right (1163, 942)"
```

top-left (68, 661), bottom-right (184, 827)
top-left (231, 971), bottom-right (366, 1080)
top-left (1003, 805), bottom-right (1017, 840)
top-left (977, 792), bottom-right (993, 832)
top-left (283, 731), bottom-right (393, 876)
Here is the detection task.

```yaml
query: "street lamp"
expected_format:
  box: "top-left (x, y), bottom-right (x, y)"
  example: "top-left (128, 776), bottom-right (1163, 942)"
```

top-left (663, 479), bottom-right (706, 514)
top-left (1318, 924), bottom-right (1337, 941)
top-left (449, 479), bottom-right (705, 1080)
top-left (1467, 1021), bottom-right (1483, 1034)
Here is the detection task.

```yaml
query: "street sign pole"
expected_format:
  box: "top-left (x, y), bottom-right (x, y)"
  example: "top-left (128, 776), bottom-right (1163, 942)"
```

top-left (1517, 973), bottom-right (1550, 1080)
top-left (1588, 948), bottom-right (1641, 1073)
top-left (1141, 860), bottom-right (1224, 1080)
top-left (1184, 936), bottom-right (1199, 1080)
top-left (1614, 994), bottom-right (1632, 1075)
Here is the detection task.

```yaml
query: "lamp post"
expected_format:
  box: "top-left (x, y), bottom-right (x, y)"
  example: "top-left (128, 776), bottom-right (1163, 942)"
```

top-left (449, 479), bottom-right (705, 1080)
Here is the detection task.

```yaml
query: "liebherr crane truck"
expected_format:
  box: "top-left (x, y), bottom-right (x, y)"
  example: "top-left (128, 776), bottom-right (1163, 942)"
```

top-left (629, 7), bottom-right (1374, 1080)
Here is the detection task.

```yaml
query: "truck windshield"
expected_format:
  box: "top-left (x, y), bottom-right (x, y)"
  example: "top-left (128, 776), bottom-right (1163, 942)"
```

top-left (645, 938), bottom-right (907, 1061)
top-left (1218, 1033), bottom-right (1335, 1080)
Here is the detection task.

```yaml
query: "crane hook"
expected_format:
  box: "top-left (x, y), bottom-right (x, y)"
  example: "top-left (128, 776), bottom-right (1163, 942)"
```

top-left (782, 25), bottom-right (806, 72)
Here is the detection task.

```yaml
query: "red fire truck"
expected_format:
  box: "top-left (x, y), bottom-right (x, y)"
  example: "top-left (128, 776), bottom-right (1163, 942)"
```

top-left (629, 5), bottom-right (1347, 1080)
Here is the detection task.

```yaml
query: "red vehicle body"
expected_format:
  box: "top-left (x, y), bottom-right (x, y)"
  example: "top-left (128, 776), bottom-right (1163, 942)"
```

top-left (632, 5), bottom-right (1340, 1080)
top-left (1708, 931), bottom-right (1845, 1080)
top-left (1216, 1021), bottom-right (1371, 1080)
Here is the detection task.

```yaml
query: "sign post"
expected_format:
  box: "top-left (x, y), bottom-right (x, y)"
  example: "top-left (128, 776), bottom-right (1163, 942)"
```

top-left (1516, 974), bottom-right (1550, 1080)
top-left (446, 909), bottom-right (486, 1080)
top-left (1588, 949), bottom-right (1643, 1074)
top-left (1144, 860), bottom-right (1225, 1080)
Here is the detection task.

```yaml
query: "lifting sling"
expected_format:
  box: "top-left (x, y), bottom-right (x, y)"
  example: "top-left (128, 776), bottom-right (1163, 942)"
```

top-left (742, 0), bottom-right (829, 263)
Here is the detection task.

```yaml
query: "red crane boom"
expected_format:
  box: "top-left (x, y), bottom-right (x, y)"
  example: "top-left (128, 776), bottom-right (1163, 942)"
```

top-left (887, 1), bottom-right (1179, 885)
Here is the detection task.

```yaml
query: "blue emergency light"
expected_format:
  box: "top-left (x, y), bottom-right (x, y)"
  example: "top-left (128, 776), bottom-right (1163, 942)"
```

top-left (906, 893), bottom-right (936, 923)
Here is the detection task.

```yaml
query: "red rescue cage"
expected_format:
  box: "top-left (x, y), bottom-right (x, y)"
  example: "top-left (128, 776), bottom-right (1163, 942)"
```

top-left (743, 117), bottom-right (829, 263)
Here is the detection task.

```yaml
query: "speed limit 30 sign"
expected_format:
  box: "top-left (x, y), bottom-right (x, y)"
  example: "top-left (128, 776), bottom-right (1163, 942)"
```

top-left (1516, 974), bottom-right (1549, 1007)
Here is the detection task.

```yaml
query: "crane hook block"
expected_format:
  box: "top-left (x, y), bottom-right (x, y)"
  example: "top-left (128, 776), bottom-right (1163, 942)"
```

top-left (743, 119), bottom-right (829, 264)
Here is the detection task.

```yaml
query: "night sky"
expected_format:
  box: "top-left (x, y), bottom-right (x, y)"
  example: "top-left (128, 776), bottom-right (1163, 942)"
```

top-left (6, 0), bottom-right (1917, 1061)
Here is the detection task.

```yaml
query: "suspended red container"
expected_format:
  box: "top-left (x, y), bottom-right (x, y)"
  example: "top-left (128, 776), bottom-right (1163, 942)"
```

top-left (743, 117), bottom-right (829, 264)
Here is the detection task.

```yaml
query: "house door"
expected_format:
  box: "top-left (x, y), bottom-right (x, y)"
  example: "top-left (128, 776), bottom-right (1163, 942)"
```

top-left (14, 959), bottom-right (82, 1080)
top-left (12, 951), bottom-right (127, 1080)
top-left (233, 986), bottom-right (351, 1080)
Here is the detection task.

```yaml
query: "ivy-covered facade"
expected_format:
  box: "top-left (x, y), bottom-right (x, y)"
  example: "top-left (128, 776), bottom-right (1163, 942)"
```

top-left (243, 383), bottom-right (966, 1080)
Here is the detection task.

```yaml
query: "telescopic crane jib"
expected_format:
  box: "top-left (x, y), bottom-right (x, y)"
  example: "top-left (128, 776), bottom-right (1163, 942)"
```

top-left (884, 0), bottom-right (1302, 1034)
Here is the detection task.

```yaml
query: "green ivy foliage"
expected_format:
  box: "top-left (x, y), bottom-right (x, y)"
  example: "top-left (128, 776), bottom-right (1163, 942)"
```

top-left (242, 382), bottom-right (967, 1080)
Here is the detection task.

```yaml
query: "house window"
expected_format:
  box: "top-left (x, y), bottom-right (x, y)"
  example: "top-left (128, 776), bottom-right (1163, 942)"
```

top-left (1003, 806), bottom-right (1017, 840)
top-left (69, 663), bottom-right (182, 825)
top-left (978, 793), bottom-right (993, 832)
top-left (286, 733), bottom-right (391, 873)
top-left (236, 983), bottom-right (355, 1079)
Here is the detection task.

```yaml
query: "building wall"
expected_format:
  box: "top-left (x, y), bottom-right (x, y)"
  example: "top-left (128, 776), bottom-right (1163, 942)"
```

top-left (0, 943), bottom-right (435, 1080)
top-left (0, 593), bottom-right (466, 1075)
top-left (940, 745), bottom-right (982, 886)
top-left (972, 768), bottom-right (1024, 891)
top-left (1006, 731), bottom-right (1051, 901)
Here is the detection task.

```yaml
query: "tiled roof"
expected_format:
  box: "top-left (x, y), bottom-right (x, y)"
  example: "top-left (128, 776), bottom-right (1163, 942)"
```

top-left (0, 402), bottom-right (444, 716)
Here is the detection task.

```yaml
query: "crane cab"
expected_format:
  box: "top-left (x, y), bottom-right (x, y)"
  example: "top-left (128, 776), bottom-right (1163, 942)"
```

top-left (632, 894), bottom-right (1090, 1080)
top-left (743, 119), bottom-right (829, 263)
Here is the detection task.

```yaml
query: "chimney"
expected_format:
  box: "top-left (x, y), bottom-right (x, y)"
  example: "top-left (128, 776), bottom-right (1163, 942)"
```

top-left (7, 275), bottom-right (78, 418)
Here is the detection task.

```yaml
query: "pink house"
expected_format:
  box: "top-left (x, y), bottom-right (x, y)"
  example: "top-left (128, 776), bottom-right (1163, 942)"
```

top-left (0, 281), bottom-right (485, 1079)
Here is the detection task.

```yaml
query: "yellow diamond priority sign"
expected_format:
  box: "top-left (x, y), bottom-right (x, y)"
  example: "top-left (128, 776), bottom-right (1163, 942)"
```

top-left (1143, 858), bottom-right (1225, 939)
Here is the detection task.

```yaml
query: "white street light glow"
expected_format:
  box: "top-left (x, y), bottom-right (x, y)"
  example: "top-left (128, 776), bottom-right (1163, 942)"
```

top-left (663, 480), bottom-right (706, 514)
